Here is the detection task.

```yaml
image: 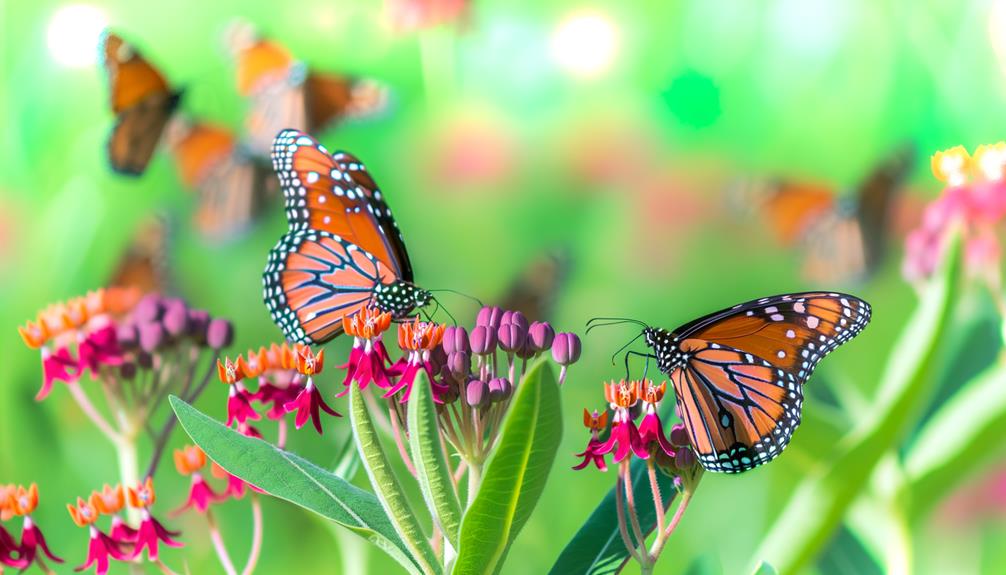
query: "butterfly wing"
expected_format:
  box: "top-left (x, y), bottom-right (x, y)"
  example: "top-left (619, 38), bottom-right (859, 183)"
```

top-left (304, 72), bottom-right (388, 131)
top-left (271, 129), bottom-right (411, 280)
top-left (499, 250), bottom-right (572, 322)
top-left (108, 216), bottom-right (170, 294)
top-left (660, 292), bottom-right (871, 473)
top-left (102, 33), bottom-right (181, 175)
top-left (761, 182), bottom-right (836, 245)
top-left (853, 143), bottom-right (915, 271)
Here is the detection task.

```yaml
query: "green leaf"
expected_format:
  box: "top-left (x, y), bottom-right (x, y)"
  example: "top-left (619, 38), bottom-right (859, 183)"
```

top-left (453, 360), bottom-right (563, 575)
top-left (548, 460), bottom-right (676, 575)
top-left (349, 386), bottom-right (442, 575)
top-left (408, 370), bottom-right (463, 549)
top-left (752, 233), bottom-right (962, 573)
top-left (751, 560), bottom-right (778, 575)
top-left (168, 396), bottom-right (421, 575)
top-left (905, 360), bottom-right (1006, 521)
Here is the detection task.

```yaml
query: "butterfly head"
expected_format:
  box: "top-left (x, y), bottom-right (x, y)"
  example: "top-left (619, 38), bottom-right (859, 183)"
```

top-left (374, 281), bottom-right (432, 317)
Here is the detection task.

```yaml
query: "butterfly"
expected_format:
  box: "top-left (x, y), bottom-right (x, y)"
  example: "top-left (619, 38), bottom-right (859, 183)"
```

top-left (637, 292), bottom-right (870, 473)
top-left (101, 32), bottom-right (182, 176)
top-left (263, 129), bottom-right (430, 345)
top-left (735, 144), bottom-right (915, 283)
top-left (108, 215), bottom-right (171, 294)
top-left (166, 118), bottom-right (277, 241)
top-left (499, 250), bottom-right (572, 323)
top-left (229, 27), bottom-right (388, 158)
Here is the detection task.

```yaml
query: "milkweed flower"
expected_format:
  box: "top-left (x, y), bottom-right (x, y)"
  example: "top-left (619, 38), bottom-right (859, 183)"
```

top-left (8, 483), bottom-right (63, 568)
top-left (0, 486), bottom-right (27, 569)
top-left (338, 307), bottom-right (395, 394)
top-left (246, 343), bottom-right (303, 420)
top-left (284, 345), bottom-right (341, 433)
top-left (635, 380), bottom-right (677, 458)
top-left (595, 380), bottom-right (650, 463)
top-left (68, 497), bottom-right (130, 575)
top-left (89, 484), bottom-right (137, 544)
top-left (551, 332), bottom-right (581, 385)
top-left (173, 445), bottom-right (221, 514)
top-left (126, 478), bottom-right (182, 561)
top-left (219, 357), bottom-right (260, 426)
top-left (385, 317), bottom-right (448, 402)
top-left (573, 409), bottom-right (610, 471)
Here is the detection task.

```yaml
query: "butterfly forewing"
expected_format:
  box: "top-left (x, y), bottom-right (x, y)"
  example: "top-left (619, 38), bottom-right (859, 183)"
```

top-left (651, 292), bottom-right (871, 473)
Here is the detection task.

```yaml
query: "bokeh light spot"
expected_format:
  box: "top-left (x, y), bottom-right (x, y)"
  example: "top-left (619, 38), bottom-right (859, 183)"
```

top-left (663, 70), bottom-right (722, 128)
top-left (551, 11), bottom-right (618, 78)
top-left (47, 4), bottom-right (107, 68)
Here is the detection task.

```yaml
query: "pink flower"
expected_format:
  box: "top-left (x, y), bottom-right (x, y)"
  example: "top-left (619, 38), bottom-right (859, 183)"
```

top-left (574, 409), bottom-right (611, 471)
top-left (77, 325), bottom-right (124, 377)
top-left (226, 382), bottom-right (261, 426)
top-left (126, 479), bottom-right (182, 561)
top-left (172, 474), bottom-right (220, 515)
top-left (284, 379), bottom-right (340, 434)
top-left (109, 516), bottom-right (138, 544)
top-left (635, 381), bottom-right (676, 458)
top-left (19, 516), bottom-right (63, 567)
top-left (78, 526), bottom-right (131, 575)
top-left (384, 318), bottom-right (448, 403)
top-left (339, 308), bottom-right (395, 395)
top-left (0, 524), bottom-right (28, 569)
top-left (38, 346), bottom-right (79, 400)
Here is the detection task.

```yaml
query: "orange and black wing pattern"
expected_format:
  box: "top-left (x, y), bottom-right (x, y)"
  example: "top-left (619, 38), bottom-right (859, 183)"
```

top-left (101, 32), bottom-right (181, 175)
top-left (646, 292), bottom-right (870, 473)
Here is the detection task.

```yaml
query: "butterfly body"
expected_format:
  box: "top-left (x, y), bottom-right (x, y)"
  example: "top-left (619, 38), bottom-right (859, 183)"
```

top-left (263, 130), bottom-right (429, 345)
top-left (643, 292), bottom-right (870, 473)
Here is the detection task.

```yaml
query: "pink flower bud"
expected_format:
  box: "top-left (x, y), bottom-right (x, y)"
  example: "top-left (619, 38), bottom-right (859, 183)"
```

top-left (476, 306), bottom-right (503, 329)
top-left (443, 326), bottom-right (470, 354)
top-left (138, 323), bottom-right (165, 353)
top-left (470, 325), bottom-right (497, 355)
top-left (206, 318), bottom-right (234, 349)
top-left (497, 323), bottom-right (527, 353)
top-left (551, 332), bottom-right (581, 365)
top-left (528, 321), bottom-right (555, 351)
top-left (465, 379), bottom-right (490, 408)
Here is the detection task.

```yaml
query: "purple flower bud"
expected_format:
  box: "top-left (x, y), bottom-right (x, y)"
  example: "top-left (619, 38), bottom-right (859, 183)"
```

top-left (670, 424), bottom-right (690, 447)
top-left (447, 351), bottom-right (471, 378)
top-left (206, 318), bottom-right (234, 349)
top-left (476, 306), bottom-right (503, 329)
top-left (133, 294), bottom-right (163, 324)
top-left (187, 309), bottom-right (210, 341)
top-left (528, 322), bottom-right (555, 352)
top-left (162, 300), bottom-right (190, 337)
top-left (497, 323), bottom-right (527, 353)
top-left (551, 332), bottom-right (581, 365)
top-left (675, 447), bottom-right (695, 469)
top-left (500, 377), bottom-right (514, 400)
top-left (116, 324), bottom-right (138, 350)
top-left (488, 377), bottom-right (509, 402)
top-left (119, 362), bottom-right (137, 380)
top-left (465, 379), bottom-right (490, 408)
top-left (138, 323), bottom-right (165, 353)
top-left (470, 325), bottom-right (497, 355)
top-left (443, 326), bottom-right (470, 355)
top-left (500, 311), bottom-right (528, 331)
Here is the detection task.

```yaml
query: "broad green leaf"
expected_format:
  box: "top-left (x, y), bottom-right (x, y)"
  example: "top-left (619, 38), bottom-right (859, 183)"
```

top-left (751, 561), bottom-right (778, 575)
top-left (752, 234), bottom-right (961, 573)
top-left (453, 360), bottom-right (562, 575)
top-left (905, 360), bottom-right (1006, 521)
top-left (548, 460), bottom-right (676, 575)
top-left (408, 371), bottom-right (463, 549)
top-left (349, 386), bottom-right (442, 575)
top-left (168, 396), bottom-right (420, 575)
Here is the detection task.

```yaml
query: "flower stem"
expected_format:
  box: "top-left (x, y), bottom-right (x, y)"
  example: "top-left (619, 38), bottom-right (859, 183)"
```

top-left (241, 495), bottom-right (263, 575)
top-left (277, 418), bottom-right (288, 450)
top-left (466, 461), bottom-right (483, 508)
top-left (622, 460), bottom-right (646, 549)
top-left (206, 509), bottom-right (238, 575)
top-left (615, 464), bottom-right (645, 565)
top-left (647, 459), bottom-right (665, 533)
top-left (114, 434), bottom-right (141, 524)
top-left (647, 489), bottom-right (694, 564)
top-left (154, 559), bottom-right (182, 575)
top-left (68, 381), bottom-right (122, 442)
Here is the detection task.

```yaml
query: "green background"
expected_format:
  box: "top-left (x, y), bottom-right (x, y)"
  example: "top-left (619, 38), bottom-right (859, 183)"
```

top-left (2, 0), bottom-right (1005, 573)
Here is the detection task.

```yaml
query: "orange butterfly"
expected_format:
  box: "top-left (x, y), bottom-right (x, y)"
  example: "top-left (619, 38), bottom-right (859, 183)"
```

top-left (499, 250), bottom-right (572, 323)
top-left (228, 24), bottom-right (389, 158)
top-left (101, 32), bottom-right (182, 176)
top-left (166, 119), bottom-right (277, 241)
top-left (108, 215), bottom-right (170, 295)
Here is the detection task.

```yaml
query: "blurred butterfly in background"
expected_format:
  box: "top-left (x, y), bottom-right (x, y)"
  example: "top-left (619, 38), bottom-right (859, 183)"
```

top-left (108, 215), bottom-right (171, 294)
top-left (499, 249), bottom-right (572, 323)
top-left (227, 22), bottom-right (390, 159)
top-left (733, 144), bottom-right (915, 284)
top-left (263, 129), bottom-right (431, 345)
top-left (165, 118), bottom-right (278, 241)
top-left (101, 31), bottom-right (182, 176)
top-left (610, 291), bottom-right (870, 473)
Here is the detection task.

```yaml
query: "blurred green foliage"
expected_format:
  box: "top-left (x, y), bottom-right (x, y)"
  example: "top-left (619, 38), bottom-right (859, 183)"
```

top-left (5, 0), bottom-right (1006, 573)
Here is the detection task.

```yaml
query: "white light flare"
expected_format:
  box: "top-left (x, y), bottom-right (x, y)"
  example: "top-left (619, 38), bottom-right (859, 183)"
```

top-left (551, 11), bottom-right (618, 79)
top-left (47, 5), bottom-right (108, 68)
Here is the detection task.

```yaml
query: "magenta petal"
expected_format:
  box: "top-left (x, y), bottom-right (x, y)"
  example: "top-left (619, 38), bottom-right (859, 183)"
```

top-left (384, 362), bottom-right (420, 401)
top-left (132, 514), bottom-right (182, 561)
top-left (172, 475), bottom-right (220, 515)
top-left (637, 412), bottom-right (676, 457)
top-left (21, 520), bottom-right (63, 564)
top-left (109, 516), bottom-right (137, 543)
top-left (0, 524), bottom-right (27, 568)
top-left (285, 381), bottom-right (340, 434)
top-left (226, 385), bottom-right (261, 426)
top-left (39, 347), bottom-right (79, 400)
top-left (78, 326), bottom-right (124, 377)
top-left (573, 438), bottom-right (609, 471)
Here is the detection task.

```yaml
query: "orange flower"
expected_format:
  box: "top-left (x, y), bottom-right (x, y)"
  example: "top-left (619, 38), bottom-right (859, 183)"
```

top-left (174, 445), bottom-right (207, 476)
top-left (90, 484), bottom-right (126, 515)
top-left (127, 478), bottom-right (157, 509)
top-left (604, 380), bottom-right (638, 409)
top-left (343, 307), bottom-right (392, 339)
top-left (103, 286), bottom-right (142, 315)
top-left (67, 497), bottom-right (99, 527)
top-left (0, 484), bottom-right (14, 521)
top-left (397, 317), bottom-right (446, 351)
top-left (583, 408), bottom-right (609, 431)
top-left (11, 483), bottom-right (39, 516)
top-left (18, 319), bottom-right (50, 349)
top-left (217, 357), bottom-right (244, 385)
top-left (295, 346), bottom-right (324, 376)
top-left (931, 146), bottom-right (971, 186)
top-left (635, 380), bottom-right (667, 404)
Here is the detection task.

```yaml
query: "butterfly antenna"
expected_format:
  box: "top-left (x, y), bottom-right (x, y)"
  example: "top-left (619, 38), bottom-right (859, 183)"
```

top-left (610, 332), bottom-right (644, 366)
top-left (429, 288), bottom-right (484, 308)
top-left (586, 317), bottom-right (649, 334)
top-left (430, 296), bottom-right (458, 326)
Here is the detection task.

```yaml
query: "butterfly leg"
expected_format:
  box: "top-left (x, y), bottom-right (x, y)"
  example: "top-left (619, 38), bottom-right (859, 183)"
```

top-left (623, 350), bottom-right (657, 381)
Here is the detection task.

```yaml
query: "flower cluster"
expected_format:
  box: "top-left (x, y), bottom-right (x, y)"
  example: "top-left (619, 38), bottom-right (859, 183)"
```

top-left (1, 484), bottom-right (61, 571)
top-left (904, 143), bottom-right (1006, 289)
top-left (65, 481), bottom-right (183, 574)
top-left (575, 380), bottom-right (696, 476)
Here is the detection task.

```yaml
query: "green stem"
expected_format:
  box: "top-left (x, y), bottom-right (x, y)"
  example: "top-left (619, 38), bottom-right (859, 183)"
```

top-left (115, 435), bottom-right (141, 524)
top-left (466, 461), bottom-right (482, 509)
